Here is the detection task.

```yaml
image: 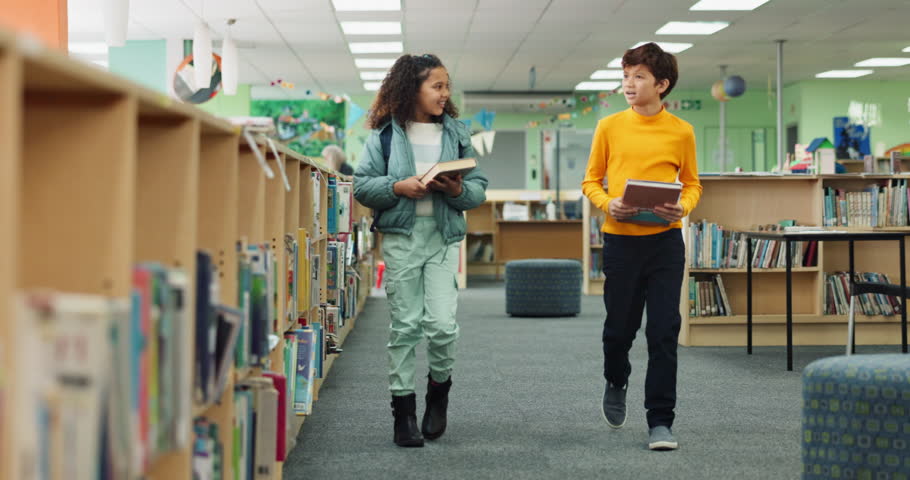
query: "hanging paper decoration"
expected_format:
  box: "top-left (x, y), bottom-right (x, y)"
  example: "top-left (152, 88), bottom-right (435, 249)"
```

top-left (558, 113), bottom-right (571, 120)
top-left (193, 21), bottom-right (212, 90)
top-left (221, 29), bottom-right (238, 96)
top-left (334, 95), bottom-right (344, 104)
top-left (538, 102), bottom-right (548, 109)
top-left (724, 75), bottom-right (747, 97)
top-left (481, 131), bottom-right (496, 154)
top-left (470, 133), bottom-right (486, 156)
top-left (582, 106), bottom-right (593, 114)
top-left (103, 0), bottom-right (129, 46)
top-left (473, 108), bottom-right (496, 131)
top-left (598, 92), bottom-right (607, 99)
top-left (348, 102), bottom-right (366, 125)
top-left (580, 96), bottom-right (588, 103)
top-left (711, 80), bottom-right (729, 102)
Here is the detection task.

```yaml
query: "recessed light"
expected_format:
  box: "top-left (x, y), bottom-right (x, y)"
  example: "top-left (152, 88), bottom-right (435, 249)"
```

top-left (355, 58), bottom-right (397, 68)
top-left (349, 42), bottom-right (403, 54)
top-left (575, 81), bottom-right (621, 91)
top-left (333, 0), bottom-right (400, 11)
top-left (690, 0), bottom-right (769, 11)
top-left (364, 81), bottom-right (382, 91)
top-left (607, 57), bottom-right (623, 68)
top-left (854, 58), bottom-right (910, 67)
top-left (69, 42), bottom-right (109, 55)
top-left (360, 71), bottom-right (388, 80)
top-left (632, 42), bottom-right (693, 53)
top-left (815, 70), bottom-right (874, 78)
top-left (340, 22), bottom-right (401, 35)
top-left (656, 21), bottom-right (729, 35)
top-left (590, 70), bottom-right (623, 80)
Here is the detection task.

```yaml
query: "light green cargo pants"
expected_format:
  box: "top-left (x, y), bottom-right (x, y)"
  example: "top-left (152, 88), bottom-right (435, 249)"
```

top-left (382, 217), bottom-right (460, 396)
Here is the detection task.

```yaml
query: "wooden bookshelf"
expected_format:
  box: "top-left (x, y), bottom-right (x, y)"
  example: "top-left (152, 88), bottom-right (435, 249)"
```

top-left (582, 174), bottom-right (910, 347)
top-left (0, 36), bottom-right (376, 480)
top-left (0, 40), bottom-right (19, 480)
top-left (465, 190), bottom-right (584, 282)
top-left (134, 107), bottom-right (200, 480)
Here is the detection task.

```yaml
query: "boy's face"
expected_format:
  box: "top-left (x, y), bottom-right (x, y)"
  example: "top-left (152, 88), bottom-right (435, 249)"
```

top-left (622, 64), bottom-right (669, 109)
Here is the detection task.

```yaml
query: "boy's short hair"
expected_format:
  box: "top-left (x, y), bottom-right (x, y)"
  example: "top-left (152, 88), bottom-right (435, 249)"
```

top-left (622, 43), bottom-right (678, 100)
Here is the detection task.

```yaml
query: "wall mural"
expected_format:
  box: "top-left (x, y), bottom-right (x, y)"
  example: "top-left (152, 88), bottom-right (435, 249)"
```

top-left (250, 99), bottom-right (346, 157)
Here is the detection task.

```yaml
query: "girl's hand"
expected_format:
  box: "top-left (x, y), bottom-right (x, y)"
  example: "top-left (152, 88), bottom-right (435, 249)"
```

top-left (428, 174), bottom-right (463, 197)
top-left (608, 198), bottom-right (639, 220)
top-left (653, 202), bottom-right (684, 223)
top-left (393, 176), bottom-right (429, 199)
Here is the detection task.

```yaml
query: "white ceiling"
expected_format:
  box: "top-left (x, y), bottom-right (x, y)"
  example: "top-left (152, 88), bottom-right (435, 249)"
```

top-left (67, 0), bottom-right (910, 94)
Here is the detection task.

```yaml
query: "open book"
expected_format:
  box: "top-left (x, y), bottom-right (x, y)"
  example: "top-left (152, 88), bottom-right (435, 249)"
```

top-left (619, 179), bottom-right (682, 225)
top-left (419, 158), bottom-right (477, 186)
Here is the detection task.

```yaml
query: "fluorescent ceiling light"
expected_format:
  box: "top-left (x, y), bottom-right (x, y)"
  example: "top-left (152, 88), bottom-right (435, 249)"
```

top-left (854, 57), bottom-right (910, 67)
top-left (364, 81), bottom-right (382, 91)
top-left (349, 42), bottom-right (402, 54)
top-left (690, 0), bottom-right (769, 11)
top-left (607, 57), bottom-right (623, 68)
top-left (575, 81), bottom-right (621, 91)
top-left (333, 0), bottom-right (400, 11)
top-left (815, 70), bottom-right (874, 78)
top-left (590, 70), bottom-right (623, 79)
top-left (69, 42), bottom-right (109, 55)
top-left (355, 58), bottom-right (396, 68)
top-left (360, 71), bottom-right (388, 80)
top-left (341, 21), bottom-right (401, 35)
top-left (903, 46), bottom-right (910, 53)
top-left (632, 41), bottom-right (693, 53)
top-left (656, 21), bottom-right (729, 35)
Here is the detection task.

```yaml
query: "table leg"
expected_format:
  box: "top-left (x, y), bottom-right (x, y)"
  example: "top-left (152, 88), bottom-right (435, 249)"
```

top-left (747, 237), bottom-right (753, 355)
top-left (901, 238), bottom-right (907, 353)
top-left (786, 239), bottom-right (792, 371)
top-left (849, 240), bottom-right (855, 355)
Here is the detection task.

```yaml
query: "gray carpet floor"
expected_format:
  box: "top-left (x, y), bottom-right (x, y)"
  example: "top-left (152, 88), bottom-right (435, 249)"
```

top-left (282, 281), bottom-right (896, 480)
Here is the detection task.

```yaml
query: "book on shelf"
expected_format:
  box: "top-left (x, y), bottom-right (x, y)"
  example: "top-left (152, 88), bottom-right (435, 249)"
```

top-left (619, 179), bottom-right (681, 225)
top-left (192, 417), bottom-right (223, 480)
top-left (823, 180), bottom-right (909, 227)
top-left (418, 158), bottom-right (477, 186)
top-left (824, 271), bottom-right (902, 316)
top-left (687, 220), bottom-right (818, 269)
top-left (688, 273), bottom-right (733, 317)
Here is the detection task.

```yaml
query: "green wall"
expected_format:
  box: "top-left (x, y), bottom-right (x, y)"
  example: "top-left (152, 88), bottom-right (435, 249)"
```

top-left (108, 40), bottom-right (167, 93)
top-left (793, 80), bottom-right (910, 155)
top-left (197, 84), bottom-right (252, 118)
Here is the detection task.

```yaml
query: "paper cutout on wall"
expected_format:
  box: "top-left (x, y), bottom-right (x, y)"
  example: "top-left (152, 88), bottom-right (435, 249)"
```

top-left (473, 108), bottom-right (496, 131)
top-left (348, 102), bottom-right (365, 125)
top-left (470, 132), bottom-right (486, 156)
top-left (481, 131), bottom-right (496, 154)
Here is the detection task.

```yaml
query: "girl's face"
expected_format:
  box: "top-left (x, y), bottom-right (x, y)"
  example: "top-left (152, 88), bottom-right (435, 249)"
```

top-left (413, 66), bottom-right (450, 123)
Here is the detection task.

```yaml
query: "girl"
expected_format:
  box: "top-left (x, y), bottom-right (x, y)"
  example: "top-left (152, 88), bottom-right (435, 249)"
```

top-left (353, 54), bottom-right (488, 448)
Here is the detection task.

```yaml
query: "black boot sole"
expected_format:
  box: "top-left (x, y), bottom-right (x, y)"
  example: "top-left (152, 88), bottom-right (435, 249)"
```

top-left (422, 428), bottom-right (445, 441)
top-left (394, 438), bottom-right (425, 447)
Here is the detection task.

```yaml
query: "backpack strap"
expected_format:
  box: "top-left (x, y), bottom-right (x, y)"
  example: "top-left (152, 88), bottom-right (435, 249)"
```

top-left (371, 123), bottom-right (393, 232)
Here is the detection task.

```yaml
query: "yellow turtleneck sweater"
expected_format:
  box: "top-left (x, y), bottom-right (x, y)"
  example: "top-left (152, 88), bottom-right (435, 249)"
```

top-left (582, 107), bottom-right (702, 236)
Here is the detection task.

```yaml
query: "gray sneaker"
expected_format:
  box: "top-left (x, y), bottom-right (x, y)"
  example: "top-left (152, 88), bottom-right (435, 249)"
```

top-left (648, 426), bottom-right (678, 451)
top-left (601, 382), bottom-right (627, 429)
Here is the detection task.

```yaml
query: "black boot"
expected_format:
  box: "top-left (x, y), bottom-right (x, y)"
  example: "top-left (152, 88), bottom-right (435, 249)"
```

top-left (391, 394), bottom-right (424, 447)
top-left (421, 374), bottom-right (452, 440)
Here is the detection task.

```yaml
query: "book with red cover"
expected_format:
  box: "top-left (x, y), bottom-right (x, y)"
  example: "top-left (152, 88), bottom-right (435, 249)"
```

top-left (619, 179), bottom-right (682, 225)
top-left (262, 372), bottom-right (288, 462)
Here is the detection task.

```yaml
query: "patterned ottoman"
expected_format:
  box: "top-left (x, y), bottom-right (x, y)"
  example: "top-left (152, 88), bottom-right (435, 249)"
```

top-left (505, 259), bottom-right (582, 317)
top-left (802, 354), bottom-right (910, 479)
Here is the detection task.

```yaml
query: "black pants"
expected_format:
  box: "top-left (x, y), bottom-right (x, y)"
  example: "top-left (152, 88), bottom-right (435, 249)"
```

top-left (601, 228), bottom-right (685, 428)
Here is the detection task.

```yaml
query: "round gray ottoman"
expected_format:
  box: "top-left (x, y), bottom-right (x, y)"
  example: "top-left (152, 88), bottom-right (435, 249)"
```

top-left (505, 259), bottom-right (582, 317)
top-left (802, 354), bottom-right (910, 479)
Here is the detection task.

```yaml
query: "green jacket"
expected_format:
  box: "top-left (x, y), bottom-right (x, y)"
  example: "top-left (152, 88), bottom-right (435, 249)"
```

top-left (353, 115), bottom-right (489, 244)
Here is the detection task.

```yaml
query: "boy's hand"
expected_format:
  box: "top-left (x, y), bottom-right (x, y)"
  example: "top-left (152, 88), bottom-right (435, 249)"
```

top-left (393, 176), bottom-right (429, 199)
top-left (608, 198), bottom-right (639, 220)
top-left (653, 202), bottom-right (684, 223)
top-left (428, 174), bottom-right (463, 197)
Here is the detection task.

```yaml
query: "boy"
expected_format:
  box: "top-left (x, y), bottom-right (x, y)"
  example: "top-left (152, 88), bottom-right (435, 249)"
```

top-left (581, 42), bottom-right (702, 451)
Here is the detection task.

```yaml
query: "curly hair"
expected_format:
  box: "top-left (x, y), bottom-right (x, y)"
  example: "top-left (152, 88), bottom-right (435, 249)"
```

top-left (367, 54), bottom-right (459, 129)
top-left (622, 42), bottom-right (679, 100)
